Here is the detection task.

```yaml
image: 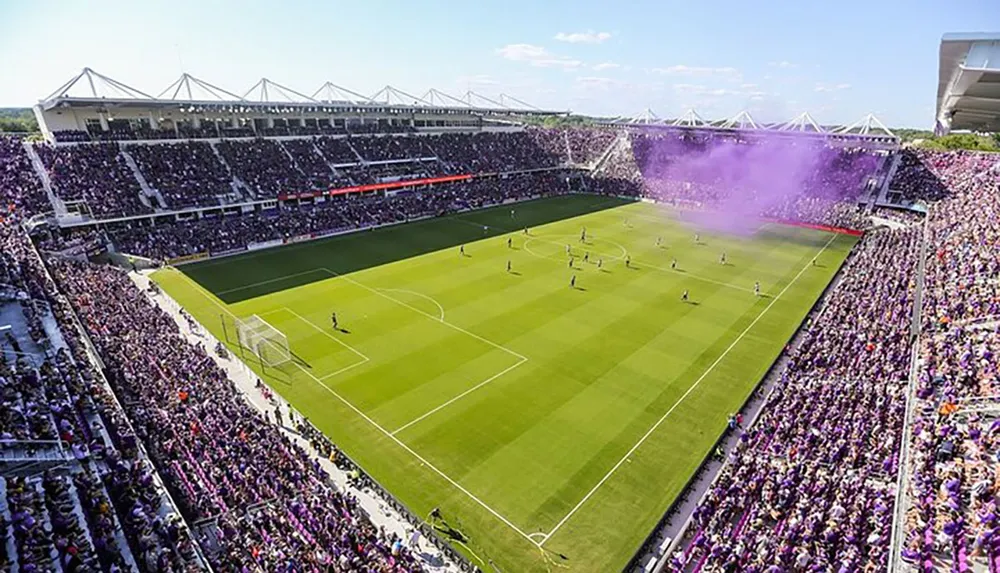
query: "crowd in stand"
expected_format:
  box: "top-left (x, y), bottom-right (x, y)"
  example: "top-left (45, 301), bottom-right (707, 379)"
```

top-left (128, 142), bottom-right (234, 209)
top-left (87, 173), bottom-right (573, 260)
top-left (2, 214), bottom-right (202, 571)
top-left (17, 124), bottom-right (999, 573)
top-left (900, 150), bottom-right (1000, 571)
top-left (0, 136), bottom-right (49, 217)
top-left (49, 258), bottom-right (423, 572)
top-left (215, 138), bottom-right (310, 199)
top-left (888, 149), bottom-right (951, 204)
top-left (669, 225), bottom-right (920, 571)
top-left (36, 143), bottom-right (151, 217)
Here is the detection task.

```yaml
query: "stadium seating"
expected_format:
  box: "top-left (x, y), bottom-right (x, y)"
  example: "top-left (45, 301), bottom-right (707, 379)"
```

top-left (128, 141), bottom-right (234, 209)
top-left (899, 150), bottom-right (1000, 571)
top-left (0, 136), bottom-right (49, 217)
top-left (665, 224), bottom-right (919, 571)
top-left (83, 172), bottom-right (573, 260)
top-left (36, 142), bottom-right (152, 217)
top-left (1, 221), bottom-right (202, 571)
top-left (15, 123), bottom-right (999, 573)
top-left (48, 258), bottom-right (424, 571)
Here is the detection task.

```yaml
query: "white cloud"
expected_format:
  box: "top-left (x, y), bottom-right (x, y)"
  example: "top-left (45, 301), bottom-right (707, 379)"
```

top-left (768, 61), bottom-right (798, 69)
top-left (650, 65), bottom-right (741, 79)
top-left (554, 31), bottom-right (612, 44)
top-left (814, 82), bottom-right (851, 92)
top-left (592, 62), bottom-right (620, 71)
top-left (740, 83), bottom-right (758, 89)
top-left (496, 44), bottom-right (582, 69)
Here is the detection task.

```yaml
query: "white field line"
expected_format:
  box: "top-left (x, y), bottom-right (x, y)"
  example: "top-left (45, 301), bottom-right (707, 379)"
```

top-left (288, 361), bottom-right (538, 545)
top-left (275, 307), bottom-right (371, 379)
top-left (280, 307), bottom-right (370, 362)
top-left (316, 268), bottom-right (531, 435)
top-left (378, 288), bottom-right (446, 321)
top-left (391, 357), bottom-right (527, 436)
top-left (525, 235), bottom-right (755, 295)
top-left (170, 268), bottom-right (536, 545)
top-left (535, 233), bottom-right (839, 547)
top-left (319, 268), bottom-right (527, 361)
top-left (215, 268), bottom-right (329, 296)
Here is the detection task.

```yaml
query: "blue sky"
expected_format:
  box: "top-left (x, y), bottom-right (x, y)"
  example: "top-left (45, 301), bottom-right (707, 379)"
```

top-left (1, 0), bottom-right (997, 128)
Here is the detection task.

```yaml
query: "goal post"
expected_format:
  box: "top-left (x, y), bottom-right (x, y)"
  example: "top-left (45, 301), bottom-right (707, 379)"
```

top-left (236, 315), bottom-right (291, 367)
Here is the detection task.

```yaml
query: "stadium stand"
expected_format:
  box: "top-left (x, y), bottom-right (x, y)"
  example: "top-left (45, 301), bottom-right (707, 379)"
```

top-left (898, 150), bottom-right (1000, 571)
top-left (0, 136), bottom-right (49, 217)
top-left (13, 116), bottom-right (1000, 573)
top-left (35, 143), bottom-right (152, 217)
top-left (127, 141), bottom-right (234, 209)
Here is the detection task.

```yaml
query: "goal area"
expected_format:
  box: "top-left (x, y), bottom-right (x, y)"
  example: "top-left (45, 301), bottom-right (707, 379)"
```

top-left (236, 315), bottom-right (291, 367)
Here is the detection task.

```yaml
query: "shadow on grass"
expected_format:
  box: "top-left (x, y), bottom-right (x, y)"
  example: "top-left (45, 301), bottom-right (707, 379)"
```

top-left (183, 195), bottom-right (635, 304)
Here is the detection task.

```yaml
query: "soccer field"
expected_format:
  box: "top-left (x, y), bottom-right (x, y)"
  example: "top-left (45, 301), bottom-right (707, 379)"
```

top-left (152, 194), bottom-right (856, 573)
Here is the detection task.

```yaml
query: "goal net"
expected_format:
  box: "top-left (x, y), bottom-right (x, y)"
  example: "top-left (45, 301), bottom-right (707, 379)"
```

top-left (236, 315), bottom-right (291, 367)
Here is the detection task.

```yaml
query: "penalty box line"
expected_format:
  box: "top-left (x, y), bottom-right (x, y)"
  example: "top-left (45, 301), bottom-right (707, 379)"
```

top-left (257, 307), bottom-right (371, 380)
top-left (534, 233), bottom-right (839, 547)
top-left (169, 268), bottom-right (539, 547)
top-left (311, 267), bottom-right (530, 434)
top-left (289, 362), bottom-right (539, 546)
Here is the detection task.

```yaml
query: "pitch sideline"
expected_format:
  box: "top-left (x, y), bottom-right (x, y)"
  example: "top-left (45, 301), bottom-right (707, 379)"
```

top-left (535, 233), bottom-right (839, 547)
top-left (167, 268), bottom-right (538, 545)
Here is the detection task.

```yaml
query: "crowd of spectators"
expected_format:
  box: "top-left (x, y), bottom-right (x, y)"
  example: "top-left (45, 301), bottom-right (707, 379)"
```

top-left (89, 172), bottom-right (572, 260)
top-left (48, 258), bottom-right (424, 571)
top-left (0, 136), bottom-right (49, 217)
top-left (900, 149), bottom-right (1000, 571)
top-left (2, 212), bottom-right (203, 571)
top-left (669, 226), bottom-right (920, 571)
top-left (128, 142), bottom-right (234, 209)
top-left (888, 149), bottom-right (951, 204)
top-left (36, 143), bottom-right (151, 217)
top-left (214, 139), bottom-right (310, 199)
top-left (590, 130), bottom-right (885, 231)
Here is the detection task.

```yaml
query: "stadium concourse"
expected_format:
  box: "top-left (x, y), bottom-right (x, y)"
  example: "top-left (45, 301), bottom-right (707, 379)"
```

top-left (1, 109), bottom-right (999, 573)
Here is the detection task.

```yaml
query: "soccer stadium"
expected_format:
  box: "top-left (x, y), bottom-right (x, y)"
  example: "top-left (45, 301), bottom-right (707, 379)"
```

top-left (2, 22), bottom-right (1000, 573)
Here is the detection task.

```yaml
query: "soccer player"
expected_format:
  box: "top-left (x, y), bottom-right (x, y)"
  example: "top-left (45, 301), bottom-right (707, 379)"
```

top-left (597, 258), bottom-right (603, 269)
top-left (566, 244), bottom-right (571, 255)
top-left (681, 289), bottom-right (689, 302)
top-left (584, 251), bottom-right (589, 263)
top-left (720, 252), bottom-right (727, 265)
top-left (523, 226), bottom-right (528, 235)
top-left (460, 245), bottom-right (465, 256)
top-left (331, 312), bottom-right (338, 330)
top-left (625, 255), bottom-right (631, 268)
top-left (671, 257), bottom-right (677, 270)
top-left (754, 281), bottom-right (761, 296)
top-left (507, 260), bottom-right (512, 273)
top-left (656, 236), bottom-right (662, 248)
top-left (507, 237), bottom-right (512, 249)
top-left (568, 256), bottom-right (574, 268)
top-left (570, 275), bottom-right (576, 288)
top-left (694, 233), bottom-right (700, 244)
top-left (580, 227), bottom-right (586, 242)
top-left (812, 258), bottom-right (817, 266)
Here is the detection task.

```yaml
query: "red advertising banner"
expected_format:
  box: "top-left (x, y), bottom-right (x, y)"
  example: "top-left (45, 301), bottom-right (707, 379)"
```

top-left (279, 174), bottom-right (473, 201)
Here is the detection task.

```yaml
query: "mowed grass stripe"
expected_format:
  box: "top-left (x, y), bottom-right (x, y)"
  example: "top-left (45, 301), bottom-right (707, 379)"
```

top-left (155, 197), bottom-right (857, 573)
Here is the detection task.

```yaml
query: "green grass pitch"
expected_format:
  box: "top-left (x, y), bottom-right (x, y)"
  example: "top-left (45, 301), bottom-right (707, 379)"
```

top-left (152, 194), bottom-right (856, 573)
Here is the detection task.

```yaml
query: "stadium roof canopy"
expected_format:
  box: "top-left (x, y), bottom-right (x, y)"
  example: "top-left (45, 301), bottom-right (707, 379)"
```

top-left (936, 33), bottom-right (1000, 134)
top-left (38, 67), bottom-right (566, 117)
